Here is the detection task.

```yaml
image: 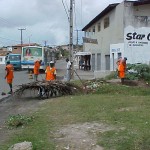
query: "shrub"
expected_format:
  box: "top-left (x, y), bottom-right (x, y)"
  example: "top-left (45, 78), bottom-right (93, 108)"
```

top-left (126, 63), bottom-right (150, 82)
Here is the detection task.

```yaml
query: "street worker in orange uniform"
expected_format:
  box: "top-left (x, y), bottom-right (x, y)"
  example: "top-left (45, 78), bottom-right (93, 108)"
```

top-left (116, 57), bottom-right (122, 77)
top-left (33, 60), bottom-right (42, 81)
top-left (117, 57), bottom-right (127, 84)
top-left (45, 61), bottom-right (56, 81)
top-left (5, 61), bottom-right (14, 94)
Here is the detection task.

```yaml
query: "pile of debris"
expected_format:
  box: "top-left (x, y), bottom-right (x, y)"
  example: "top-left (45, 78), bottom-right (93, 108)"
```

top-left (14, 80), bottom-right (81, 99)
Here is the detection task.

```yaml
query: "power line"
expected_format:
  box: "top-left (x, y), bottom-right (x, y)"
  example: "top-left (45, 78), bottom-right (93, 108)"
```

top-left (73, 0), bottom-right (77, 30)
top-left (0, 36), bottom-right (20, 42)
top-left (75, 29), bottom-right (82, 46)
top-left (81, 0), bottom-right (83, 26)
top-left (0, 16), bottom-right (19, 27)
top-left (65, 0), bottom-right (69, 12)
top-left (62, 0), bottom-right (70, 22)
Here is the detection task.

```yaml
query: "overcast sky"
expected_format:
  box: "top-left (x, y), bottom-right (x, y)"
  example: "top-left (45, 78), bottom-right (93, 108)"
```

top-left (0, 0), bottom-right (125, 47)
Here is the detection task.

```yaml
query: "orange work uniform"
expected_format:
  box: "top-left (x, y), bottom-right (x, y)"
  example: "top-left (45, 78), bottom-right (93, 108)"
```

top-left (33, 61), bottom-right (41, 75)
top-left (118, 59), bottom-right (126, 79)
top-left (45, 66), bottom-right (56, 81)
top-left (5, 64), bottom-right (14, 84)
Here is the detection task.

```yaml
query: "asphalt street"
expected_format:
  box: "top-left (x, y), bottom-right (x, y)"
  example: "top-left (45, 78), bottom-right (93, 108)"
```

top-left (0, 59), bottom-right (94, 100)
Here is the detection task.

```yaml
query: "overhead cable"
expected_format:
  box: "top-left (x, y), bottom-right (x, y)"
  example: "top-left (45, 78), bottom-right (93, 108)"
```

top-left (62, 0), bottom-right (70, 22)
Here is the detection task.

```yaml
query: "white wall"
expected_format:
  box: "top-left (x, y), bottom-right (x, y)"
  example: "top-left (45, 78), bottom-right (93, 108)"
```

top-left (83, 2), bottom-right (124, 71)
top-left (124, 26), bottom-right (150, 64)
top-left (110, 43), bottom-right (124, 71)
top-left (0, 56), bottom-right (6, 64)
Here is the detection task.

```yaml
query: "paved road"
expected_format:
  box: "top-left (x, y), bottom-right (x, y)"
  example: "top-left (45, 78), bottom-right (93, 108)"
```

top-left (0, 59), bottom-right (94, 100)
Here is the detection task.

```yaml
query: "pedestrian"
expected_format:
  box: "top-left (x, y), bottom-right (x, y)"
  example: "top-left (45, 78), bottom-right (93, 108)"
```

top-left (117, 57), bottom-right (127, 84)
top-left (79, 57), bottom-right (84, 69)
top-left (116, 56), bottom-right (122, 77)
top-left (66, 58), bottom-right (71, 81)
top-left (5, 61), bottom-right (14, 94)
top-left (45, 61), bottom-right (56, 81)
top-left (33, 60), bottom-right (42, 81)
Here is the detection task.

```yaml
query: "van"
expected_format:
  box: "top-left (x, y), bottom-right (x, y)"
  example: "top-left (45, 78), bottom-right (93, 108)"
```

top-left (5, 54), bottom-right (22, 70)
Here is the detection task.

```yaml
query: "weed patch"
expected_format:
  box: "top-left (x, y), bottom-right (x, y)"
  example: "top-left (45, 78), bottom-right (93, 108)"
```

top-left (5, 114), bottom-right (34, 129)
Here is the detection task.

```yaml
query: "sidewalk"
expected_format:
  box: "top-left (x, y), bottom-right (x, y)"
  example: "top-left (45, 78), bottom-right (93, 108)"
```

top-left (56, 67), bottom-right (95, 81)
top-left (73, 69), bottom-right (95, 80)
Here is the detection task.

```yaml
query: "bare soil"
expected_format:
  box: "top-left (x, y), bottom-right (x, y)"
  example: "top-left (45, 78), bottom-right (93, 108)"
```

top-left (54, 122), bottom-right (116, 150)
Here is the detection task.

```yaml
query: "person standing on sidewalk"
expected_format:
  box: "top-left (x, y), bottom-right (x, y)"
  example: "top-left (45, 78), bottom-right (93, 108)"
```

top-left (117, 57), bottom-right (127, 84)
top-left (45, 61), bottom-right (56, 81)
top-left (66, 58), bottom-right (71, 81)
top-left (5, 61), bottom-right (14, 94)
top-left (33, 60), bottom-right (42, 81)
top-left (116, 56), bottom-right (122, 77)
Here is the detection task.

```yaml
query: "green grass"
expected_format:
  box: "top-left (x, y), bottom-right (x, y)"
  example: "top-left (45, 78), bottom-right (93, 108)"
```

top-left (1, 84), bottom-right (150, 150)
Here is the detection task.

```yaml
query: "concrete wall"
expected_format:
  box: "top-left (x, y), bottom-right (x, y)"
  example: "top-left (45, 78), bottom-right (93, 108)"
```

top-left (124, 1), bottom-right (150, 64)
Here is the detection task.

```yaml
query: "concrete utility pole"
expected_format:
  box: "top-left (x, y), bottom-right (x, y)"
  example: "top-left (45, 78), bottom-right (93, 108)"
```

top-left (69, 0), bottom-right (74, 80)
top-left (18, 28), bottom-right (26, 46)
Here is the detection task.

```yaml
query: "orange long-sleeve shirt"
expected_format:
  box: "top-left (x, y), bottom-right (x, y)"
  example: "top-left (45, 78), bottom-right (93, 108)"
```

top-left (33, 61), bottom-right (41, 75)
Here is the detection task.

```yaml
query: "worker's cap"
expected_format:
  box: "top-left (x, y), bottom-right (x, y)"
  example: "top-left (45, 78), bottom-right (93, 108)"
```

top-left (66, 58), bottom-right (69, 62)
top-left (50, 61), bottom-right (54, 64)
top-left (124, 57), bottom-right (127, 60)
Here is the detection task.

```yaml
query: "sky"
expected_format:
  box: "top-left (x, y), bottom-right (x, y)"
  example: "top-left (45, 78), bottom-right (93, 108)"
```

top-left (0, 0), bottom-right (126, 47)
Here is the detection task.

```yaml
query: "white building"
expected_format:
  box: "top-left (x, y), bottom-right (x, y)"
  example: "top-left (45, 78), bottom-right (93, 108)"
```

top-left (0, 56), bottom-right (5, 64)
top-left (82, 0), bottom-right (150, 77)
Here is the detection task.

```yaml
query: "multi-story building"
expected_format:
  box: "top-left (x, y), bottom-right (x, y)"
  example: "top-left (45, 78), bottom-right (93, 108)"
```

top-left (82, 0), bottom-right (150, 77)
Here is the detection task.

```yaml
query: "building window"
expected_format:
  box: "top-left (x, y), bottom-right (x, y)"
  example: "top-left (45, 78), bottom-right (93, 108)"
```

top-left (92, 26), bottom-right (95, 34)
top-left (104, 17), bottom-right (109, 29)
top-left (89, 29), bottom-right (91, 36)
top-left (86, 31), bottom-right (89, 37)
top-left (85, 31), bottom-right (87, 37)
top-left (118, 52), bottom-right (122, 58)
top-left (98, 22), bottom-right (101, 32)
top-left (0, 58), bottom-right (2, 62)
